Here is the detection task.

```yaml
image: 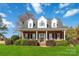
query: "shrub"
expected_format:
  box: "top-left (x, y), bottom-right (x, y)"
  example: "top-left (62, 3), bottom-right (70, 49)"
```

top-left (14, 39), bottom-right (27, 45)
top-left (46, 40), bottom-right (56, 46)
top-left (55, 40), bottom-right (68, 46)
top-left (14, 39), bottom-right (38, 46)
top-left (27, 40), bottom-right (38, 46)
top-left (68, 39), bottom-right (79, 46)
top-left (5, 39), bottom-right (13, 45)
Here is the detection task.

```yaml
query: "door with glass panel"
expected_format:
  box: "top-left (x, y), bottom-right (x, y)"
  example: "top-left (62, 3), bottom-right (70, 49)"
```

top-left (39, 33), bottom-right (45, 42)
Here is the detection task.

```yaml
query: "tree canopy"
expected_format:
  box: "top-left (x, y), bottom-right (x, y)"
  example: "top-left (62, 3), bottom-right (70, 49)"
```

top-left (0, 16), bottom-right (7, 39)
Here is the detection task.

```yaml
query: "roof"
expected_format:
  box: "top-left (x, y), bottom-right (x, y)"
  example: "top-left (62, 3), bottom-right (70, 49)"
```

top-left (19, 13), bottom-right (36, 22)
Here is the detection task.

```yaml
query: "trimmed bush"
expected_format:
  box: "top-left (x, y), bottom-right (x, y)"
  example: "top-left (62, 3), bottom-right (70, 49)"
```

top-left (14, 39), bottom-right (38, 46)
top-left (27, 40), bottom-right (38, 46)
top-left (46, 40), bottom-right (68, 46)
top-left (5, 39), bottom-right (13, 45)
top-left (14, 39), bottom-right (27, 45)
top-left (55, 40), bottom-right (68, 46)
top-left (46, 40), bottom-right (56, 46)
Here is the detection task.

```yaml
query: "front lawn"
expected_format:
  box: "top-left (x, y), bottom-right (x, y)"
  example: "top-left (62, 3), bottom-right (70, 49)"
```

top-left (0, 45), bottom-right (79, 56)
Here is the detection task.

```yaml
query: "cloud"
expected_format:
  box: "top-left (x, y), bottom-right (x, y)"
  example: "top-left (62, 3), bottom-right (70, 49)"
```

top-left (26, 6), bottom-right (31, 11)
top-left (64, 9), bottom-right (79, 17)
top-left (25, 4), bottom-right (31, 11)
top-left (0, 13), bottom-right (6, 17)
top-left (2, 18), bottom-right (15, 28)
top-left (55, 10), bottom-right (60, 14)
top-left (31, 3), bottom-right (43, 14)
top-left (43, 3), bottom-right (51, 6)
top-left (59, 3), bottom-right (70, 8)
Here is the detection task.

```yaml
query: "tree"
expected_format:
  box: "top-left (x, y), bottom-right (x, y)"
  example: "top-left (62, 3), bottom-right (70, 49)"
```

top-left (75, 25), bottom-right (79, 38)
top-left (66, 27), bottom-right (77, 40)
top-left (11, 35), bottom-right (19, 42)
top-left (0, 16), bottom-right (7, 40)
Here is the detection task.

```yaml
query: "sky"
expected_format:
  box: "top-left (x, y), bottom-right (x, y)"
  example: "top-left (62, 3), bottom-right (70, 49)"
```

top-left (0, 3), bottom-right (79, 38)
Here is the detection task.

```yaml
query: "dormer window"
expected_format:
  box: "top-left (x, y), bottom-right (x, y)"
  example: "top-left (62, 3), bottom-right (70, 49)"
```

top-left (51, 18), bottom-right (57, 28)
top-left (28, 19), bottom-right (33, 28)
top-left (37, 16), bottom-right (47, 28)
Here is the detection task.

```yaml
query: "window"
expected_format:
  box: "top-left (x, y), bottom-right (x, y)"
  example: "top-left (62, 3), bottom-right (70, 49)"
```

top-left (53, 23), bottom-right (55, 27)
top-left (29, 23), bottom-right (32, 28)
top-left (57, 24), bottom-right (58, 27)
top-left (49, 33), bottom-right (52, 40)
top-left (32, 34), bottom-right (35, 39)
top-left (25, 34), bottom-right (28, 39)
top-left (47, 24), bottom-right (49, 28)
top-left (33, 23), bottom-right (35, 27)
top-left (40, 21), bottom-right (45, 26)
top-left (39, 33), bottom-right (45, 39)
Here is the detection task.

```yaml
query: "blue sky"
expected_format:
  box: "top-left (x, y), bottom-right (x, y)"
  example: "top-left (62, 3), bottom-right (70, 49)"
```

top-left (0, 3), bottom-right (79, 38)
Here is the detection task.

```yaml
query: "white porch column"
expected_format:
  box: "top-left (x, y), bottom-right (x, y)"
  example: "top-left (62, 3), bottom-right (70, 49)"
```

top-left (36, 30), bottom-right (38, 40)
top-left (46, 30), bottom-right (47, 40)
top-left (21, 32), bottom-right (24, 39)
top-left (64, 30), bottom-right (66, 40)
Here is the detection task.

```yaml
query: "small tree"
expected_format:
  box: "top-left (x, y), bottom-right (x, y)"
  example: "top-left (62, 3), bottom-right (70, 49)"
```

top-left (11, 35), bottom-right (19, 42)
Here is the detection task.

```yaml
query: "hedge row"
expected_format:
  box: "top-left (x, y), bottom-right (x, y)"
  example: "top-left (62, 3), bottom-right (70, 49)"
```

top-left (5, 39), bottom-right (70, 46)
top-left (5, 39), bottom-right (39, 46)
top-left (14, 39), bottom-right (39, 46)
top-left (46, 40), bottom-right (68, 46)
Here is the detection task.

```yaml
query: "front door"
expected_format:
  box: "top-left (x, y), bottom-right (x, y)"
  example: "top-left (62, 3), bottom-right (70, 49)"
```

top-left (57, 33), bottom-right (60, 39)
top-left (39, 33), bottom-right (45, 42)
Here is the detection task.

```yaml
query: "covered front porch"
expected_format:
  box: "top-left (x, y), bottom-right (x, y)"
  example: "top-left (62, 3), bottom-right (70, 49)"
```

top-left (20, 29), bottom-right (66, 41)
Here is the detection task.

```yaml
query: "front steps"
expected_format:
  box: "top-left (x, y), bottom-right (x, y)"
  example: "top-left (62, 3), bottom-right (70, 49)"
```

top-left (39, 40), bottom-right (47, 47)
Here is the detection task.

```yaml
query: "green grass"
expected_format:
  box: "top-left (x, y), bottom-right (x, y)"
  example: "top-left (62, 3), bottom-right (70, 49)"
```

top-left (0, 45), bottom-right (79, 56)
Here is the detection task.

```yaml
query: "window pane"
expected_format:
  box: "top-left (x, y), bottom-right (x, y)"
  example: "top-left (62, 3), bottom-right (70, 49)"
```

top-left (40, 21), bottom-right (45, 26)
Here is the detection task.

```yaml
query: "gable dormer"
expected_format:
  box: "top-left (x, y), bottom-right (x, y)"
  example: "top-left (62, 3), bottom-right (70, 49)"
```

top-left (51, 18), bottom-right (58, 28)
top-left (37, 16), bottom-right (47, 28)
top-left (28, 18), bottom-right (33, 28)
